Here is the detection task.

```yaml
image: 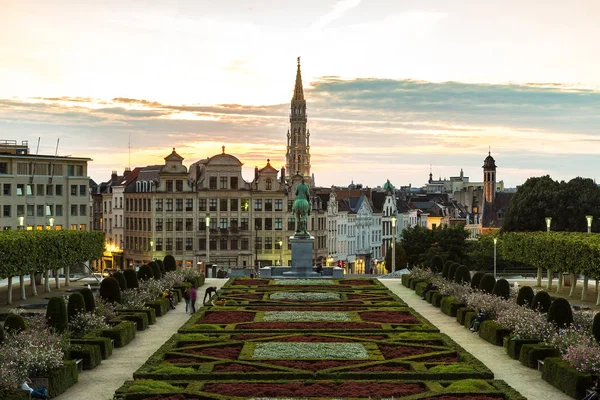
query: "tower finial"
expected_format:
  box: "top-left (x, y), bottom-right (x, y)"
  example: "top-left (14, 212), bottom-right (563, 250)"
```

top-left (489, 146), bottom-right (491, 155)
top-left (297, 56), bottom-right (300, 66)
top-left (292, 57), bottom-right (304, 101)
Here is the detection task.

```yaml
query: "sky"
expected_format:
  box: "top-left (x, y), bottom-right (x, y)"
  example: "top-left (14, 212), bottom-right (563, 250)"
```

top-left (1, 0), bottom-right (600, 188)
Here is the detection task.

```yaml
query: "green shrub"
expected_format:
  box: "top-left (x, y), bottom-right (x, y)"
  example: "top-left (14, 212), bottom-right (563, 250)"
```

top-left (547, 297), bottom-right (573, 330)
top-left (516, 286), bottom-right (534, 307)
top-left (446, 379), bottom-right (494, 392)
top-left (432, 292), bottom-right (445, 307)
top-left (137, 264), bottom-right (153, 281)
top-left (116, 311), bottom-right (149, 331)
top-left (46, 296), bottom-right (68, 333)
top-left (415, 281), bottom-right (428, 297)
top-left (155, 259), bottom-right (166, 276)
top-left (163, 254), bottom-right (177, 272)
top-left (542, 357), bottom-right (592, 399)
top-left (471, 271), bottom-right (484, 289)
top-left (519, 343), bottom-right (559, 368)
top-left (100, 277), bottom-right (122, 304)
top-left (70, 336), bottom-right (113, 359)
top-left (112, 271), bottom-right (128, 291)
top-left (464, 310), bottom-right (477, 329)
top-left (101, 321), bottom-right (136, 348)
top-left (123, 269), bottom-right (139, 289)
top-left (454, 265), bottom-right (471, 284)
top-left (4, 313), bottom-right (27, 333)
top-left (593, 312), bottom-right (600, 343)
top-left (478, 274), bottom-right (496, 294)
top-left (456, 307), bottom-right (474, 325)
top-left (409, 278), bottom-right (423, 290)
top-left (425, 289), bottom-right (439, 303)
top-left (442, 261), bottom-right (451, 279)
top-left (478, 320), bottom-right (510, 346)
top-left (505, 337), bottom-right (540, 360)
top-left (149, 261), bottom-right (161, 280)
top-left (80, 287), bottom-right (96, 312)
top-left (531, 291), bottom-right (552, 313)
top-left (45, 359), bottom-right (78, 398)
top-left (145, 298), bottom-right (170, 317)
top-left (492, 278), bottom-right (510, 299)
top-left (430, 255), bottom-right (444, 273)
top-left (67, 292), bottom-right (86, 320)
top-left (441, 296), bottom-right (464, 317)
top-left (68, 343), bottom-right (102, 370)
top-left (448, 262), bottom-right (459, 281)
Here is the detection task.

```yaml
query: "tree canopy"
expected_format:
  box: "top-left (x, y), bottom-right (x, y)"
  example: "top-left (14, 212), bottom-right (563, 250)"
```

top-left (400, 223), bottom-right (469, 266)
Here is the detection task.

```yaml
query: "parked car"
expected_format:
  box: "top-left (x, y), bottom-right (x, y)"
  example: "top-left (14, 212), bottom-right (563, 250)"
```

top-left (102, 268), bottom-right (117, 277)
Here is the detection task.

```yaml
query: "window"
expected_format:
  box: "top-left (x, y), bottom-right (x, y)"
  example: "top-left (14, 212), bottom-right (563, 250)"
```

top-left (185, 238), bottom-right (193, 251)
top-left (220, 218), bottom-right (228, 229)
top-left (175, 180), bottom-right (183, 191)
top-left (185, 218), bottom-right (193, 231)
top-left (255, 218), bottom-right (262, 230)
top-left (67, 165), bottom-right (75, 176)
top-left (71, 185), bottom-right (77, 196)
top-left (265, 199), bottom-right (272, 211)
top-left (175, 199), bottom-right (183, 211)
top-left (175, 218), bottom-right (183, 231)
top-left (275, 199), bottom-right (283, 211)
top-left (241, 199), bottom-right (249, 211)
top-left (241, 238), bottom-right (249, 250)
top-left (76, 165), bottom-right (83, 176)
top-left (156, 238), bottom-right (163, 251)
top-left (79, 224), bottom-right (86, 231)
top-left (230, 239), bottom-right (238, 250)
top-left (27, 205), bottom-right (34, 216)
top-left (275, 239), bottom-right (283, 249)
top-left (17, 205), bottom-right (24, 216)
top-left (176, 238), bottom-right (183, 251)
top-left (37, 184), bottom-right (44, 196)
top-left (80, 185), bottom-right (86, 196)
top-left (55, 205), bottom-right (63, 216)
top-left (70, 224), bottom-right (77, 230)
top-left (3, 205), bottom-right (10, 217)
top-left (3, 184), bottom-right (10, 196)
top-left (275, 218), bottom-right (282, 230)
top-left (79, 205), bottom-right (86, 216)
top-left (166, 180), bottom-right (173, 192)
top-left (220, 238), bottom-right (228, 250)
top-left (255, 237), bottom-right (262, 250)
top-left (266, 179), bottom-right (272, 190)
top-left (198, 219), bottom-right (207, 230)
top-left (156, 218), bottom-right (163, 231)
top-left (241, 218), bottom-right (249, 231)
top-left (265, 218), bottom-right (273, 230)
top-left (166, 218), bottom-right (173, 231)
top-left (209, 239), bottom-right (217, 250)
top-left (198, 238), bottom-right (206, 250)
top-left (56, 185), bottom-right (63, 196)
top-left (230, 177), bottom-right (238, 190)
top-left (46, 185), bottom-right (53, 196)
top-left (17, 163), bottom-right (28, 175)
top-left (142, 199), bottom-right (147, 212)
top-left (287, 200), bottom-right (293, 212)
top-left (230, 218), bottom-right (238, 230)
top-left (198, 199), bottom-right (206, 211)
top-left (166, 238), bottom-right (173, 251)
top-left (220, 176), bottom-right (227, 189)
top-left (220, 199), bottom-right (228, 212)
top-left (254, 199), bottom-right (262, 211)
top-left (70, 205), bottom-right (77, 216)
top-left (209, 177), bottom-right (217, 189)
top-left (265, 237), bottom-right (272, 250)
top-left (209, 199), bottom-right (217, 211)
top-left (166, 199), bottom-right (173, 211)
top-left (288, 217), bottom-right (295, 231)
top-left (209, 218), bottom-right (217, 230)
top-left (0, 162), bottom-right (7, 174)
top-left (17, 184), bottom-right (24, 196)
top-left (186, 199), bottom-right (193, 211)
top-left (155, 199), bottom-right (163, 211)
top-left (230, 198), bottom-right (238, 211)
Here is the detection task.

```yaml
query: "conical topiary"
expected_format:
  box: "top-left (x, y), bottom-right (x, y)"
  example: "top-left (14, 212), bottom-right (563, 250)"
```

top-left (99, 277), bottom-right (122, 304)
top-left (46, 296), bottom-right (68, 333)
top-left (430, 255), bottom-right (444, 273)
top-left (593, 313), bottom-right (600, 344)
top-left (156, 259), bottom-right (166, 276)
top-left (149, 261), bottom-right (161, 279)
top-left (80, 287), bottom-right (96, 312)
top-left (454, 265), bottom-right (471, 285)
top-left (516, 286), bottom-right (535, 307)
top-left (112, 271), bottom-right (128, 291)
top-left (164, 254), bottom-right (177, 272)
top-left (67, 292), bottom-right (86, 320)
top-left (531, 291), bottom-right (552, 313)
top-left (547, 297), bottom-right (573, 330)
top-left (442, 262), bottom-right (450, 279)
top-left (4, 313), bottom-right (27, 333)
top-left (492, 278), bottom-right (510, 299)
top-left (137, 264), bottom-right (153, 281)
top-left (478, 274), bottom-right (496, 294)
top-left (471, 272), bottom-right (484, 289)
top-left (448, 263), bottom-right (460, 281)
top-left (123, 269), bottom-right (139, 289)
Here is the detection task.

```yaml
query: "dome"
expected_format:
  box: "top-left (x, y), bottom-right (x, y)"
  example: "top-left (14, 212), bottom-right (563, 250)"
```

top-left (482, 152), bottom-right (497, 169)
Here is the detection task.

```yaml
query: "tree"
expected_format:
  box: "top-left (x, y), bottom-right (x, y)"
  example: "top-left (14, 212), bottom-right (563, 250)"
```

top-left (400, 225), bottom-right (435, 266)
top-left (384, 243), bottom-right (408, 272)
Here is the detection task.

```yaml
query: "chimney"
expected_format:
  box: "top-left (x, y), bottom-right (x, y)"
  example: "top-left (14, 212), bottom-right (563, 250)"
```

top-left (111, 170), bottom-right (117, 180)
top-left (280, 167), bottom-right (286, 183)
top-left (254, 166), bottom-right (259, 182)
top-left (123, 167), bottom-right (131, 176)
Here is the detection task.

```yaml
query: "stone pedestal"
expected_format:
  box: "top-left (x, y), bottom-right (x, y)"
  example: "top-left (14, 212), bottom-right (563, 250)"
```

top-left (283, 235), bottom-right (319, 278)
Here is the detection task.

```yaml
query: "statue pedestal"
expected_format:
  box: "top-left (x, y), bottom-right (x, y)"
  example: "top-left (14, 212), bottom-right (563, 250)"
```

top-left (283, 235), bottom-right (319, 278)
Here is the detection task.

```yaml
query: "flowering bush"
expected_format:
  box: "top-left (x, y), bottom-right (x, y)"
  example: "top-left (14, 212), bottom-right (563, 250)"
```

top-left (68, 311), bottom-right (110, 338)
top-left (562, 343), bottom-right (600, 374)
top-left (465, 291), bottom-right (509, 320)
top-left (496, 302), bottom-right (555, 340)
top-left (438, 280), bottom-right (472, 304)
top-left (408, 266), bottom-right (436, 281)
top-left (545, 324), bottom-right (597, 356)
top-left (94, 294), bottom-right (118, 322)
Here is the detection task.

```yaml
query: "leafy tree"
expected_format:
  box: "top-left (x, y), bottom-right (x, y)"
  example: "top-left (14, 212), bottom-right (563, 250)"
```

top-left (384, 243), bottom-right (408, 272)
top-left (400, 225), bottom-right (434, 266)
top-left (400, 224), bottom-right (469, 266)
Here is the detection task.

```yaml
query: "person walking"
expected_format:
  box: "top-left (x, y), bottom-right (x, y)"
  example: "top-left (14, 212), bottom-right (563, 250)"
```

top-left (182, 287), bottom-right (190, 313)
top-left (190, 285), bottom-right (197, 313)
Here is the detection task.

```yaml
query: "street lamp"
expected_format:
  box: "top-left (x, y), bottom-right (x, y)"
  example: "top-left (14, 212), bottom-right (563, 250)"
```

top-left (278, 240), bottom-right (283, 266)
top-left (150, 240), bottom-right (154, 261)
top-left (587, 215), bottom-right (593, 234)
top-left (18, 216), bottom-right (24, 230)
top-left (391, 215), bottom-right (397, 272)
top-left (49, 217), bottom-right (55, 230)
top-left (493, 237), bottom-right (498, 279)
top-left (545, 217), bottom-right (552, 233)
top-left (205, 214), bottom-right (211, 264)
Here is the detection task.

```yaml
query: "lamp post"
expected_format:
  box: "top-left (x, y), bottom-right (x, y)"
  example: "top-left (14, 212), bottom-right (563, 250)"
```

top-left (391, 215), bottom-right (397, 272)
top-left (545, 217), bottom-right (552, 233)
top-left (18, 216), bottom-right (24, 230)
top-left (493, 237), bottom-right (497, 279)
top-left (278, 240), bottom-right (283, 266)
top-left (587, 215), bottom-right (593, 234)
top-left (205, 213), bottom-right (211, 264)
top-left (544, 216), bottom-right (552, 289)
top-left (150, 240), bottom-right (154, 261)
top-left (49, 217), bottom-right (54, 230)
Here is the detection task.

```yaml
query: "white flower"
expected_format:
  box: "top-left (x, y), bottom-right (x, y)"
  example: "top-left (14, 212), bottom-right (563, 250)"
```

top-left (263, 311), bottom-right (350, 322)
top-left (269, 292), bottom-right (341, 301)
top-left (273, 279), bottom-right (334, 285)
top-left (252, 343), bottom-right (368, 359)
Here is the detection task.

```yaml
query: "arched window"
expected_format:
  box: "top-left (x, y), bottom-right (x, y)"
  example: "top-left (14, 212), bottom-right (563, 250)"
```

top-left (266, 179), bottom-right (272, 190)
top-left (136, 181), bottom-right (140, 192)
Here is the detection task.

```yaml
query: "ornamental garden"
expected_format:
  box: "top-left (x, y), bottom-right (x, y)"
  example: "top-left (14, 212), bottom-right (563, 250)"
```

top-left (115, 277), bottom-right (525, 400)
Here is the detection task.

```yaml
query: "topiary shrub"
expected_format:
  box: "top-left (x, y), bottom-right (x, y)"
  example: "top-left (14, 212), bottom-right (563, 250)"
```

top-left (156, 259), bottom-right (166, 276)
top-left (471, 271), bottom-right (484, 289)
top-left (112, 271), bottom-right (128, 291)
top-left (430, 255), bottom-right (444, 273)
top-left (448, 263), bottom-right (459, 281)
top-left (593, 312), bottom-right (600, 344)
top-left (46, 296), bottom-right (68, 333)
top-left (454, 265), bottom-right (471, 284)
top-left (123, 269), bottom-right (139, 289)
top-left (4, 313), bottom-right (27, 333)
top-left (137, 264), bottom-right (153, 281)
top-left (149, 261), bottom-right (161, 280)
top-left (67, 292), bottom-right (86, 320)
top-left (547, 297), bottom-right (573, 330)
top-left (478, 274), bottom-right (496, 294)
top-left (163, 254), bottom-right (177, 272)
top-left (516, 286), bottom-right (535, 307)
top-left (99, 277), bottom-right (122, 304)
top-left (531, 291), bottom-right (552, 313)
top-left (80, 287), bottom-right (96, 312)
top-left (442, 260), bottom-right (452, 279)
top-left (492, 278), bottom-right (510, 299)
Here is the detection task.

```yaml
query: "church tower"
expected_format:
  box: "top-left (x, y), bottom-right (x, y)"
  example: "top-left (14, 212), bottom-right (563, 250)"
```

top-left (286, 57), bottom-right (312, 185)
top-left (483, 151), bottom-right (497, 203)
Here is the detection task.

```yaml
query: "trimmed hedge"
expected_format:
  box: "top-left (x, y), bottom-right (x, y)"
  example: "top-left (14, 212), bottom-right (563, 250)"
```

top-left (531, 291), bottom-right (552, 313)
top-left (137, 264), bottom-right (153, 281)
top-left (456, 307), bottom-right (474, 326)
top-left (46, 296), bottom-right (68, 333)
top-left (409, 278), bottom-right (423, 290)
top-left (71, 336), bottom-right (113, 359)
top-left (464, 311), bottom-right (477, 329)
top-left (116, 311), bottom-right (150, 331)
top-left (67, 343), bottom-right (102, 370)
top-left (149, 261), bottom-right (161, 280)
top-left (478, 274), bottom-right (496, 294)
top-left (470, 271), bottom-right (484, 290)
top-left (414, 281), bottom-right (428, 297)
top-left (4, 313), bottom-right (26, 333)
top-left (516, 286), bottom-right (534, 307)
top-left (454, 265), bottom-right (471, 284)
top-left (478, 320), bottom-right (510, 346)
top-left (547, 297), bottom-right (573, 330)
top-left (432, 292), bottom-right (445, 308)
top-left (440, 296), bottom-right (464, 318)
top-left (401, 273), bottom-right (411, 287)
top-left (118, 307), bottom-right (156, 325)
top-left (123, 269), bottom-right (139, 289)
top-left (112, 271), bottom-right (128, 291)
top-left (67, 292), bottom-right (86, 320)
top-left (80, 287), bottom-right (96, 312)
top-left (45, 359), bottom-right (78, 398)
top-left (101, 321), bottom-right (136, 348)
top-left (425, 289), bottom-right (439, 304)
top-left (594, 312), bottom-right (600, 343)
top-left (100, 277), bottom-right (122, 304)
top-left (145, 298), bottom-right (170, 317)
top-left (504, 337), bottom-right (540, 360)
top-left (542, 357), bottom-right (593, 399)
top-left (492, 278), bottom-right (510, 299)
top-left (448, 263), bottom-right (459, 281)
top-left (518, 343), bottom-right (559, 369)
top-left (163, 254), bottom-right (176, 272)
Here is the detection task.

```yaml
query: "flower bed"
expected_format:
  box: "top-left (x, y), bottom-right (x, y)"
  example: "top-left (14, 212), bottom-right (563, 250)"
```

top-left (236, 321), bottom-right (380, 330)
top-left (263, 311), bottom-right (351, 322)
top-left (269, 292), bottom-right (341, 301)
top-left (360, 311), bottom-right (420, 324)
top-left (252, 342), bottom-right (369, 359)
top-left (196, 311), bottom-right (255, 324)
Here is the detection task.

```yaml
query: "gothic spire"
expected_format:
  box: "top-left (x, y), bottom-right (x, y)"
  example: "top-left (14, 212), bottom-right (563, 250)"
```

top-left (293, 57), bottom-right (304, 101)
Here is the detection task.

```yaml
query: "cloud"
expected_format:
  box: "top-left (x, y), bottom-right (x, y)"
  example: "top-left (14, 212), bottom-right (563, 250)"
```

top-left (310, 0), bottom-right (362, 32)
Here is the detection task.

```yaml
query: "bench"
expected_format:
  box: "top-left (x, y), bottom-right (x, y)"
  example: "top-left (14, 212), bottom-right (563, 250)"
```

top-left (75, 357), bottom-right (84, 372)
top-left (537, 359), bottom-right (544, 371)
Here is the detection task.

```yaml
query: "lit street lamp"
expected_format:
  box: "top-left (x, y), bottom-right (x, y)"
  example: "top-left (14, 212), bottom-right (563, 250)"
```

top-left (391, 215), bottom-right (397, 272)
top-left (150, 240), bottom-right (154, 261)
top-left (278, 240), bottom-right (283, 266)
top-left (587, 215), bottom-right (593, 234)
top-left (49, 217), bottom-right (54, 230)
top-left (545, 217), bottom-right (552, 233)
top-left (18, 216), bottom-right (24, 230)
top-left (493, 237), bottom-right (497, 279)
top-left (205, 214), bottom-right (211, 264)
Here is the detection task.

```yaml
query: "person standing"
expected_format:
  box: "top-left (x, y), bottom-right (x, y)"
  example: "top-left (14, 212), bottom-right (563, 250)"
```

top-left (190, 285), bottom-right (197, 313)
top-left (182, 287), bottom-right (190, 313)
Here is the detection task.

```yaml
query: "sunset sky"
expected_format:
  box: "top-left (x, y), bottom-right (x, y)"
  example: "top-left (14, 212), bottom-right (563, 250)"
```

top-left (1, 0), bottom-right (600, 188)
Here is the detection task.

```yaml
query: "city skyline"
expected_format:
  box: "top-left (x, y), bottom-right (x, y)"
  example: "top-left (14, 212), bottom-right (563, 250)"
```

top-left (2, 0), bottom-right (600, 188)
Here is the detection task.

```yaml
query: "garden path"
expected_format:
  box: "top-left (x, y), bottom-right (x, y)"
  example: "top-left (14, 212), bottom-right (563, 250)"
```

top-left (53, 278), bottom-right (227, 400)
top-left (381, 279), bottom-right (571, 400)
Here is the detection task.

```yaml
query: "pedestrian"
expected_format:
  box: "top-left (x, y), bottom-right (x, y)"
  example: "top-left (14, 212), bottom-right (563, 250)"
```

top-left (21, 378), bottom-right (48, 399)
top-left (190, 285), bottom-right (197, 313)
top-left (162, 289), bottom-right (175, 310)
top-left (182, 286), bottom-right (190, 313)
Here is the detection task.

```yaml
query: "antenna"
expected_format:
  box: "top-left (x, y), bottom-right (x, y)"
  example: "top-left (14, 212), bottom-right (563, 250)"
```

top-left (49, 138), bottom-right (59, 183)
top-left (30, 137), bottom-right (41, 183)
top-left (128, 135), bottom-right (131, 170)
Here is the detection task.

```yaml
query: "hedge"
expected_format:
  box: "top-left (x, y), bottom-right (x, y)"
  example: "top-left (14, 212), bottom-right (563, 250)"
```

top-left (101, 321), bottom-right (136, 348)
top-left (117, 307), bottom-right (157, 325)
top-left (115, 311), bottom-right (150, 331)
top-left (70, 336), bottom-right (113, 359)
top-left (431, 292), bottom-right (445, 308)
top-left (463, 311), bottom-right (477, 329)
top-left (456, 307), bottom-right (474, 326)
top-left (425, 289), bottom-right (439, 304)
top-left (478, 320), bottom-right (510, 346)
top-left (145, 298), bottom-right (170, 317)
top-left (67, 343), bottom-right (102, 370)
top-left (542, 357), bottom-right (593, 399)
top-left (504, 337), bottom-right (540, 360)
top-left (414, 281), bottom-right (428, 297)
top-left (401, 274), bottom-right (411, 287)
top-left (44, 359), bottom-right (78, 398)
top-left (440, 296), bottom-right (464, 318)
top-left (518, 343), bottom-right (559, 369)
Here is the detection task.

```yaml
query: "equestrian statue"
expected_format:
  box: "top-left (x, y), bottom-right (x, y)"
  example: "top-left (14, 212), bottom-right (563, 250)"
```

top-left (292, 178), bottom-right (311, 237)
